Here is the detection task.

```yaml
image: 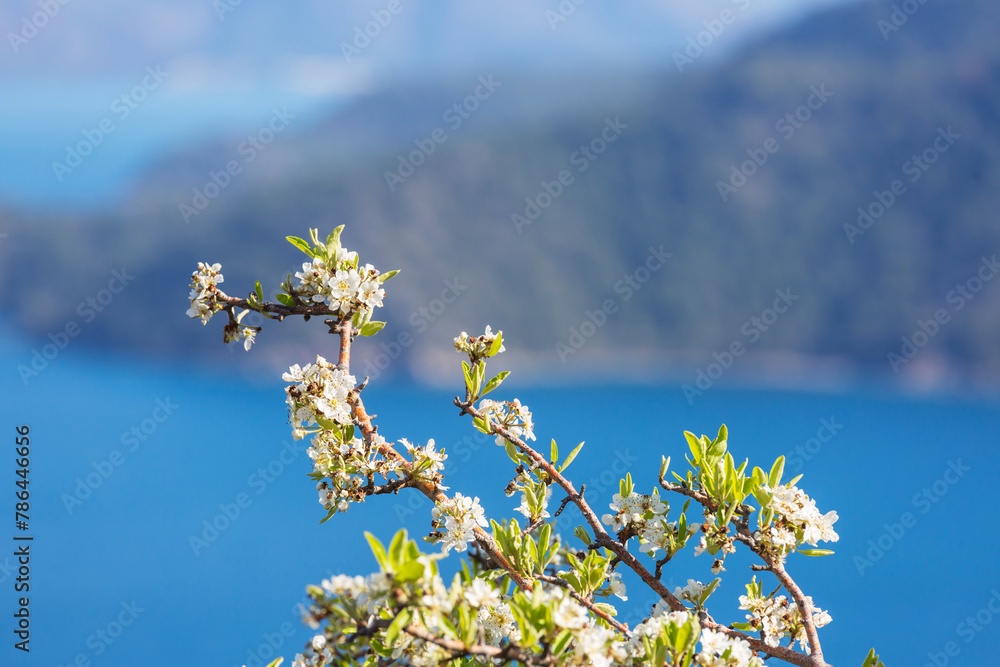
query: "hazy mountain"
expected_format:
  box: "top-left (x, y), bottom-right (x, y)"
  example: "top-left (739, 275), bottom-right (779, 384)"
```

top-left (3, 0), bottom-right (999, 391)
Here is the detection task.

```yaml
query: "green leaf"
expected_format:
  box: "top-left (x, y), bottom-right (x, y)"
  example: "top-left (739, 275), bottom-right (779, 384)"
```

top-left (559, 441), bottom-right (585, 473)
top-left (504, 439), bottom-right (520, 464)
top-left (862, 648), bottom-right (885, 667)
top-left (593, 602), bottom-right (618, 616)
top-left (255, 281), bottom-right (264, 302)
top-left (552, 629), bottom-right (574, 655)
top-left (286, 236), bottom-right (314, 257)
top-left (360, 321), bottom-right (386, 337)
top-left (276, 293), bottom-right (294, 307)
top-left (379, 269), bottom-right (400, 283)
top-left (365, 532), bottom-right (390, 571)
top-left (318, 506), bottom-right (337, 524)
top-left (684, 431), bottom-right (703, 466)
top-left (769, 456), bottom-right (785, 489)
top-left (797, 548), bottom-right (835, 557)
top-left (389, 529), bottom-right (408, 568)
top-left (395, 561), bottom-right (425, 583)
top-left (487, 331), bottom-right (503, 357)
top-left (384, 608), bottom-right (411, 646)
top-left (550, 439), bottom-right (558, 464)
top-left (265, 659), bottom-right (284, 667)
top-left (462, 361), bottom-right (474, 394)
top-left (480, 371), bottom-right (510, 398)
top-left (707, 438), bottom-right (727, 460)
top-left (659, 456), bottom-right (670, 481)
top-left (326, 225), bottom-right (345, 250)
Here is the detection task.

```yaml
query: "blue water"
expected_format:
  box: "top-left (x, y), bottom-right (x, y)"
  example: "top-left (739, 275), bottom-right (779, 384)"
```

top-left (0, 331), bottom-right (997, 666)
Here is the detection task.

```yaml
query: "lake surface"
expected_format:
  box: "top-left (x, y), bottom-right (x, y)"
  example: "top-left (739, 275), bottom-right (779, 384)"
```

top-left (1, 331), bottom-right (996, 666)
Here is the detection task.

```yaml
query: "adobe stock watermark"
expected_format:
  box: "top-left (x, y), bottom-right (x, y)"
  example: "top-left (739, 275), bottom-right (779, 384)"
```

top-left (556, 245), bottom-right (673, 362)
top-left (213, 0), bottom-right (247, 20)
top-left (922, 588), bottom-right (1000, 667)
top-left (888, 255), bottom-right (998, 373)
top-left (188, 439), bottom-right (309, 556)
top-left (61, 398), bottom-right (179, 514)
top-left (55, 600), bottom-right (145, 666)
top-left (511, 116), bottom-right (628, 234)
top-left (179, 107), bottom-right (296, 223)
top-left (384, 75), bottom-right (501, 192)
top-left (7, 0), bottom-right (73, 53)
top-left (52, 66), bottom-right (169, 182)
top-left (783, 417), bottom-right (844, 474)
top-left (877, 0), bottom-right (932, 41)
top-left (16, 268), bottom-right (135, 386)
top-left (853, 458), bottom-right (970, 576)
top-left (717, 84), bottom-right (833, 202)
top-left (682, 288), bottom-right (799, 405)
top-left (672, 0), bottom-right (752, 73)
top-left (340, 0), bottom-right (411, 62)
top-left (361, 276), bottom-right (468, 381)
top-left (545, 0), bottom-right (588, 31)
top-left (844, 126), bottom-right (960, 244)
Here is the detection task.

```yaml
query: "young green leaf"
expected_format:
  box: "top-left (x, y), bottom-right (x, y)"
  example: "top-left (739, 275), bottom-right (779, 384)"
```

top-left (769, 456), bottom-right (785, 489)
top-left (559, 441), bottom-right (585, 473)
top-left (862, 648), bottom-right (885, 667)
top-left (480, 371), bottom-right (510, 398)
top-left (379, 269), bottom-right (400, 283)
top-left (286, 236), bottom-right (314, 257)
top-left (364, 532), bottom-right (390, 571)
top-left (796, 548), bottom-right (835, 557)
top-left (384, 608), bottom-right (412, 646)
top-left (487, 331), bottom-right (503, 357)
top-left (326, 225), bottom-right (345, 250)
top-left (360, 321), bottom-right (386, 337)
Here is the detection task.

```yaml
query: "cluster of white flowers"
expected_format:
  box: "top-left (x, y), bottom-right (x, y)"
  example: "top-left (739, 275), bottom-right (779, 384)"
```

top-left (601, 491), bottom-right (667, 531)
top-left (400, 437), bottom-right (447, 480)
top-left (221, 309), bottom-right (258, 350)
top-left (321, 574), bottom-right (365, 598)
top-left (606, 570), bottom-right (628, 601)
top-left (186, 262), bottom-right (224, 324)
top-left (760, 484), bottom-right (839, 558)
top-left (292, 251), bottom-right (385, 315)
top-left (477, 601), bottom-right (520, 645)
top-left (311, 431), bottom-right (408, 513)
top-left (478, 398), bottom-right (535, 446)
top-left (454, 325), bottom-right (505, 359)
top-left (739, 590), bottom-right (832, 650)
top-left (283, 356), bottom-right (357, 435)
top-left (431, 493), bottom-right (488, 553)
top-left (291, 646), bottom-right (333, 667)
top-left (627, 609), bottom-right (698, 656)
top-left (674, 579), bottom-right (708, 605)
top-left (627, 609), bottom-right (764, 667)
top-left (696, 628), bottom-right (764, 667)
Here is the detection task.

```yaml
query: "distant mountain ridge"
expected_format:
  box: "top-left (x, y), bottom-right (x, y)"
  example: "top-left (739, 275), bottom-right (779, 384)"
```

top-left (3, 0), bottom-right (999, 391)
